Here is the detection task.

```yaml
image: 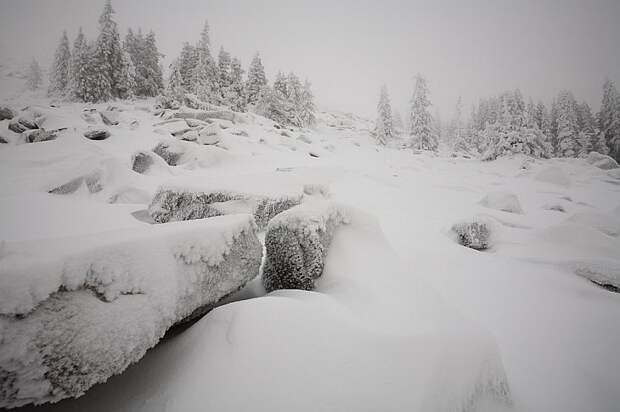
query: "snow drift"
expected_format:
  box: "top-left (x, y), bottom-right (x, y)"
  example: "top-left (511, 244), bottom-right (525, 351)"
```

top-left (0, 215), bottom-right (262, 408)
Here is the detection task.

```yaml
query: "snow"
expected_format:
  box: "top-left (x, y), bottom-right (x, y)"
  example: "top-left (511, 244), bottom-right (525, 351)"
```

top-left (1, 82), bottom-right (620, 411)
top-left (0, 215), bottom-right (262, 407)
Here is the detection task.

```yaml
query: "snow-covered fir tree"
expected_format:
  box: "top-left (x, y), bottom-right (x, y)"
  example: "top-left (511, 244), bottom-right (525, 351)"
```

top-left (555, 90), bottom-right (579, 157)
top-left (409, 74), bottom-right (437, 151)
top-left (257, 71), bottom-right (315, 127)
top-left (166, 58), bottom-right (185, 102)
top-left (374, 85), bottom-right (393, 145)
top-left (26, 58), bottom-right (43, 91)
top-left (177, 42), bottom-right (199, 92)
top-left (298, 79), bottom-right (316, 127)
top-left (226, 57), bottom-right (246, 112)
top-left (392, 109), bottom-right (404, 135)
top-left (217, 47), bottom-right (232, 104)
top-left (69, 28), bottom-right (90, 101)
top-left (450, 96), bottom-right (469, 152)
top-left (598, 79), bottom-right (620, 161)
top-left (246, 53), bottom-right (267, 106)
top-left (48, 31), bottom-right (71, 97)
top-left (117, 50), bottom-right (136, 99)
top-left (90, 0), bottom-right (123, 101)
top-left (191, 21), bottom-right (219, 104)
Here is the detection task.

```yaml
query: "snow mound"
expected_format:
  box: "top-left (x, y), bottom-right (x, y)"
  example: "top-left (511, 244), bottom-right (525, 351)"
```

top-left (586, 151), bottom-right (619, 170)
top-left (262, 200), bottom-right (349, 292)
top-left (148, 186), bottom-right (302, 229)
top-left (535, 166), bottom-right (571, 187)
top-left (563, 258), bottom-right (620, 292)
top-left (0, 215), bottom-right (262, 408)
top-left (451, 218), bottom-right (492, 250)
top-left (480, 192), bottom-right (523, 214)
top-left (566, 211), bottom-right (620, 237)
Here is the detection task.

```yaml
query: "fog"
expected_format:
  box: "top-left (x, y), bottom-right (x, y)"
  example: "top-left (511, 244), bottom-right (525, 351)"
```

top-left (1, 0), bottom-right (619, 118)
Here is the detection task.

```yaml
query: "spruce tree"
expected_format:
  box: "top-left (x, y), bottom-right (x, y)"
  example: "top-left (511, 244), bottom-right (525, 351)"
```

top-left (91, 0), bottom-right (123, 101)
top-left (409, 74), bottom-right (437, 151)
top-left (599, 79), bottom-right (620, 161)
top-left (166, 59), bottom-right (185, 102)
top-left (246, 52), bottom-right (267, 106)
top-left (217, 47), bottom-right (232, 104)
top-left (298, 79), bottom-right (316, 127)
top-left (48, 31), bottom-right (71, 97)
top-left (192, 21), bottom-right (219, 103)
top-left (555, 90), bottom-right (579, 157)
top-left (117, 50), bottom-right (136, 99)
top-left (375, 85), bottom-right (393, 145)
top-left (25, 58), bottom-right (43, 91)
top-left (178, 42), bottom-right (199, 92)
top-left (69, 28), bottom-right (89, 101)
top-left (227, 57), bottom-right (246, 112)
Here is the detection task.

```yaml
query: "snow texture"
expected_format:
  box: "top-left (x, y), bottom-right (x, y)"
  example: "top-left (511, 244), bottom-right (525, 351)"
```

top-left (0, 215), bottom-right (262, 408)
top-left (148, 186), bottom-right (302, 229)
top-left (262, 200), bottom-right (349, 292)
top-left (479, 192), bottom-right (523, 214)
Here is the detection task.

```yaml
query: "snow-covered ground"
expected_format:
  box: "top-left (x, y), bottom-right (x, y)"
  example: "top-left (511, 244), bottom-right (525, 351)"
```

top-left (1, 80), bottom-right (620, 411)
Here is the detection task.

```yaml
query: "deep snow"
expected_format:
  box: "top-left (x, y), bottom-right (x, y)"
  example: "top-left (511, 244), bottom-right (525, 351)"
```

top-left (1, 80), bottom-right (620, 411)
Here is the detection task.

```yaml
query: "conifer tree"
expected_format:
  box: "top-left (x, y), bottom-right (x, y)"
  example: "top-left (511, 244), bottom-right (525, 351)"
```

top-left (409, 74), bottom-right (437, 151)
top-left (192, 21), bottom-right (219, 103)
top-left (91, 0), bottom-right (123, 101)
top-left (217, 47), bottom-right (232, 103)
top-left (117, 49), bottom-right (136, 99)
top-left (298, 79), bottom-right (316, 127)
top-left (555, 90), bottom-right (579, 157)
top-left (375, 85), bottom-right (393, 145)
top-left (226, 57), bottom-right (246, 112)
top-left (25, 58), bottom-right (43, 91)
top-left (69, 28), bottom-right (89, 101)
top-left (48, 31), bottom-right (71, 97)
top-left (178, 42), bottom-right (199, 92)
top-left (599, 79), bottom-right (620, 161)
top-left (246, 52), bottom-right (267, 105)
top-left (166, 58), bottom-right (185, 102)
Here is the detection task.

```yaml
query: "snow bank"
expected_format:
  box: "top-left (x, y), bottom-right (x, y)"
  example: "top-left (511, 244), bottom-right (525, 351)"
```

top-left (0, 215), bottom-right (262, 408)
top-left (148, 186), bottom-right (302, 229)
top-left (566, 211), bottom-right (620, 237)
top-left (479, 192), bottom-right (523, 214)
top-left (262, 200), bottom-right (349, 292)
top-left (535, 166), bottom-right (571, 187)
top-left (586, 151), bottom-right (619, 170)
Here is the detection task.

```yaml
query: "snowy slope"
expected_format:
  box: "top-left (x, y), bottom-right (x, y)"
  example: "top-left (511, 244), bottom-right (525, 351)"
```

top-left (1, 86), bottom-right (620, 412)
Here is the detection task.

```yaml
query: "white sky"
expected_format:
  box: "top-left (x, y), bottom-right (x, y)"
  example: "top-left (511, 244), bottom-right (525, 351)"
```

top-left (1, 0), bottom-right (619, 119)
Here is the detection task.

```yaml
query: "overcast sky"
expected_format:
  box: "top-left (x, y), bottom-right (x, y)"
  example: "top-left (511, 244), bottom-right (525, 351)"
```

top-left (1, 0), bottom-right (619, 119)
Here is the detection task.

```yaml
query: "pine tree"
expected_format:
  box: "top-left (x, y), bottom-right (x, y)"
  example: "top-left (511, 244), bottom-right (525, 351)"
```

top-left (226, 57), bottom-right (246, 112)
top-left (555, 90), bottom-right (579, 157)
top-left (25, 58), bottom-right (43, 91)
top-left (117, 50), bottom-right (136, 99)
top-left (375, 85), bottom-right (393, 145)
top-left (178, 42), bottom-right (199, 92)
top-left (298, 79), bottom-right (316, 127)
top-left (69, 28), bottom-right (89, 101)
top-left (48, 31), bottom-right (71, 97)
top-left (91, 0), bottom-right (123, 101)
top-left (599, 79), bottom-right (620, 162)
top-left (246, 52), bottom-right (267, 106)
top-left (166, 58), bottom-right (185, 102)
top-left (217, 47), bottom-right (232, 104)
top-left (409, 74), bottom-right (437, 151)
top-left (192, 21), bottom-right (219, 103)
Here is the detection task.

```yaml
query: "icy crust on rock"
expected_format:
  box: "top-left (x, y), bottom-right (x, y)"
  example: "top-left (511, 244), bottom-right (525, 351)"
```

top-left (262, 200), bottom-right (349, 292)
top-left (148, 186), bottom-right (303, 229)
top-left (0, 215), bottom-right (262, 408)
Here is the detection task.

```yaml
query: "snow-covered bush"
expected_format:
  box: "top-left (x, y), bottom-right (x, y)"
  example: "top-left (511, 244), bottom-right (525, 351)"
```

top-left (452, 220), bottom-right (491, 250)
top-left (262, 201), bottom-right (348, 292)
top-left (0, 215), bottom-right (262, 408)
top-left (148, 186), bottom-right (303, 229)
top-left (586, 151), bottom-right (619, 170)
top-left (479, 192), bottom-right (523, 214)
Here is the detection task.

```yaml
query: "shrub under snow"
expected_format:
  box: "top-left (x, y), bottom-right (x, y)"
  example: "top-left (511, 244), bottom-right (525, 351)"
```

top-left (148, 186), bottom-right (302, 229)
top-left (452, 219), bottom-right (491, 250)
top-left (262, 200), bottom-right (349, 292)
top-left (0, 215), bottom-right (262, 408)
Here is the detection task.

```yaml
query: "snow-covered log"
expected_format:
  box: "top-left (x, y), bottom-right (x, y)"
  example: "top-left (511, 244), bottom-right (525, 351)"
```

top-left (262, 200), bottom-right (349, 292)
top-left (0, 215), bottom-right (262, 408)
top-left (148, 186), bottom-right (302, 229)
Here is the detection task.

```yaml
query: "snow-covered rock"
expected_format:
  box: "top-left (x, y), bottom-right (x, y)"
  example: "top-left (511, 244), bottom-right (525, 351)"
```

top-left (99, 110), bottom-right (120, 126)
top-left (23, 128), bottom-right (57, 143)
top-left (586, 151), bottom-right (619, 170)
top-left (49, 170), bottom-right (103, 194)
top-left (262, 200), bottom-right (349, 292)
top-left (535, 166), bottom-right (571, 186)
top-left (564, 259), bottom-right (620, 292)
top-left (480, 192), bottom-right (523, 214)
top-left (152, 141), bottom-right (187, 166)
top-left (148, 186), bottom-right (302, 229)
top-left (174, 110), bottom-right (246, 124)
top-left (83, 129), bottom-right (111, 140)
top-left (451, 219), bottom-right (492, 250)
top-left (0, 106), bottom-right (14, 120)
top-left (198, 124), bottom-right (220, 145)
top-left (0, 215), bottom-right (262, 408)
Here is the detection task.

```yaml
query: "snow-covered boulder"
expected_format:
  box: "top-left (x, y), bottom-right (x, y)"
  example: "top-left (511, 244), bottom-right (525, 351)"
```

top-left (198, 124), bottom-right (221, 145)
top-left (0, 215), bottom-right (262, 408)
top-left (174, 110), bottom-right (247, 124)
top-left (535, 166), bottom-right (571, 187)
top-left (451, 219), bottom-right (491, 250)
top-left (0, 106), bottom-right (14, 120)
top-left (131, 150), bottom-right (170, 175)
top-left (148, 186), bottom-right (302, 229)
top-left (23, 128), bottom-right (57, 143)
top-left (153, 141), bottom-right (187, 166)
top-left (480, 192), bottom-right (523, 214)
top-left (99, 110), bottom-right (120, 126)
top-left (262, 201), bottom-right (349, 292)
top-left (0, 135), bottom-right (8, 144)
top-left (564, 259), bottom-right (620, 292)
top-left (8, 119), bottom-right (27, 134)
top-left (83, 129), bottom-right (111, 140)
top-left (49, 170), bottom-right (103, 194)
top-left (586, 151), bottom-right (619, 170)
